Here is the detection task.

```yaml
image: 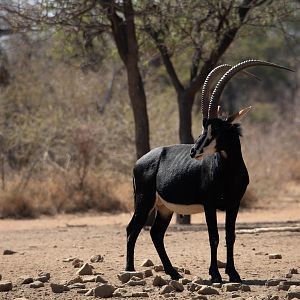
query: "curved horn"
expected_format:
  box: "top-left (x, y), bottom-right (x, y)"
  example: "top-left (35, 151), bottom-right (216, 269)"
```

top-left (208, 59), bottom-right (294, 119)
top-left (201, 64), bottom-right (232, 120)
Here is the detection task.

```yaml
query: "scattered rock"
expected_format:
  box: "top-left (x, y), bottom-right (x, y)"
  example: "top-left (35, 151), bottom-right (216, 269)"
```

top-left (35, 272), bottom-right (50, 283)
top-left (96, 275), bottom-right (108, 283)
top-left (113, 288), bottom-right (129, 297)
top-left (192, 276), bottom-right (204, 285)
top-left (217, 260), bottom-right (227, 268)
top-left (197, 285), bottom-right (220, 295)
top-left (127, 277), bottom-right (146, 286)
top-left (132, 292), bottom-right (149, 297)
top-left (90, 254), bottom-right (104, 263)
top-left (160, 284), bottom-right (175, 294)
top-left (3, 249), bottom-right (17, 255)
top-left (144, 269), bottom-right (153, 278)
top-left (67, 276), bottom-right (83, 285)
top-left (82, 275), bottom-right (97, 283)
top-left (154, 265), bottom-right (164, 272)
top-left (287, 273), bottom-right (293, 278)
top-left (69, 283), bottom-right (86, 289)
top-left (77, 289), bottom-right (89, 294)
top-left (94, 284), bottom-right (116, 298)
top-left (170, 280), bottom-right (184, 292)
top-left (191, 296), bottom-right (208, 300)
top-left (223, 283), bottom-right (241, 292)
top-left (278, 281), bottom-right (290, 291)
top-left (63, 257), bottom-right (76, 262)
top-left (212, 283), bottom-right (222, 288)
top-left (265, 279), bottom-right (284, 286)
top-left (85, 288), bottom-right (94, 296)
top-left (141, 259), bottom-right (154, 267)
top-left (184, 268), bottom-right (191, 275)
top-left (239, 284), bottom-right (251, 292)
top-left (187, 282), bottom-right (202, 292)
top-left (287, 285), bottom-right (300, 300)
top-left (153, 275), bottom-right (168, 287)
top-left (50, 283), bottom-right (69, 293)
top-left (179, 278), bottom-right (192, 285)
top-left (117, 271), bottom-right (144, 284)
top-left (269, 254), bottom-right (282, 259)
top-left (19, 275), bottom-right (33, 284)
top-left (231, 294), bottom-right (242, 298)
top-left (76, 263), bottom-right (93, 276)
top-left (0, 280), bottom-right (13, 292)
top-left (290, 268), bottom-right (299, 274)
top-left (30, 281), bottom-right (44, 288)
top-left (72, 258), bottom-right (84, 268)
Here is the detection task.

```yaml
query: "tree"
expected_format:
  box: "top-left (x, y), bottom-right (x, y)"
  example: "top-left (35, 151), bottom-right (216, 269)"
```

top-left (139, 0), bottom-right (299, 224)
top-left (0, 0), bottom-right (150, 160)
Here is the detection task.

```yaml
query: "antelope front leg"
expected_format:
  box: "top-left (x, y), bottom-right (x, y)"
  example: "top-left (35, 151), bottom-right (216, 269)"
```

top-left (204, 206), bottom-right (222, 283)
top-left (225, 205), bottom-right (242, 282)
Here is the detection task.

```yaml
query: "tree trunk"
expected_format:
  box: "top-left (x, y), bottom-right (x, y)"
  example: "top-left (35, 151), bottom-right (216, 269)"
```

top-left (176, 91), bottom-right (195, 224)
top-left (126, 66), bottom-right (150, 159)
top-left (177, 91), bottom-right (195, 144)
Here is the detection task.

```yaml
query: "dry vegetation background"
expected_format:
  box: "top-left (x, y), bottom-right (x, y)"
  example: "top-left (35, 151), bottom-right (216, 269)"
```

top-left (0, 33), bottom-right (299, 219)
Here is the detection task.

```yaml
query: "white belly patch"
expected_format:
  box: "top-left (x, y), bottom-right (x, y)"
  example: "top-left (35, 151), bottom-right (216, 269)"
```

top-left (156, 193), bottom-right (204, 215)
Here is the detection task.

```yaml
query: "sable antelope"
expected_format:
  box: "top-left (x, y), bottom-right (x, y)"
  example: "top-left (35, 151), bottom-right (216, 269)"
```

top-left (125, 60), bottom-right (292, 283)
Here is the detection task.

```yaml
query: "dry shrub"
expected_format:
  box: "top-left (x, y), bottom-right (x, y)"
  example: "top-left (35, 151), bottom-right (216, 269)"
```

top-left (0, 190), bottom-right (36, 219)
top-left (0, 169), bottom-right (129, 219)
top-left (241, 117), bottom-right (299, 206)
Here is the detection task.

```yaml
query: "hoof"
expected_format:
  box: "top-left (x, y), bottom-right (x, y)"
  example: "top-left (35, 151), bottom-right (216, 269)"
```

top-left (211, 276), bottom-right (223, 284)
top-left (229, 275), bottom-right (242, 283)
top-left (166, 270), bottom-right (183, 280)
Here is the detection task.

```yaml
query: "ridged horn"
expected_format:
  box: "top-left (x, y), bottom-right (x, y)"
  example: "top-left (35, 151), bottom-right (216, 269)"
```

top-left (208, 59), bottom-right (294, 119)
top-left (201, 64), bottom-right (232, 120)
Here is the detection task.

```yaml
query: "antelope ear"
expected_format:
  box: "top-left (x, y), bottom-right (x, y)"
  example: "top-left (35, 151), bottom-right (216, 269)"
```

top-left (227, 106), bottom-right (252, 123)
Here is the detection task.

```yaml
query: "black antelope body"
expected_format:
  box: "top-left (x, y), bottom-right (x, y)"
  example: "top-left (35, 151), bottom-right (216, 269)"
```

top-left (125, 60), bottom-right (292, 283)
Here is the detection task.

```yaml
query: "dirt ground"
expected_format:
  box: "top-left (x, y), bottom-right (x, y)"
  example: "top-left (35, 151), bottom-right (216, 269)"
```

top-left (0, 199), bottom-right (299, 299)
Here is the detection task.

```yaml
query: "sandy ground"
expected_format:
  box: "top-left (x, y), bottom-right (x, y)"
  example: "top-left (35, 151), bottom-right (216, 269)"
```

top-left (0, 204), bottom-right (299, 300)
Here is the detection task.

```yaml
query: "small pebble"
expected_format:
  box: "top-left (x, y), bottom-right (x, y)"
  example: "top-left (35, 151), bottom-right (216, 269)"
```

top-left (117, 271), bottom-right (144, 283)
top-left (72, 258), bottom-right (83, 268)
top-left (144, 269), bottom-right (153, 278)
top-left (90, 254), bottom-right (104, 263)
top-left (222, 283), bottom-right (241, 292)
top-left (0, 280), bottom-right (13, 292)
top-left (19, 275), bottom-right (33, 284)
top-left (141, 259), bottom-right (154, 267)
top-left (154, 265), bottom-right (164, 272)
top-left (269, 254), bottom-right (282, 259)
top-left (198, 285), bottom-right (219, 295)
top-left (50, 283), bottom-right (68, 293)
top-left (153, 275), bottom-right (168, 287)
top-left (30, 281), bottom-right (44, 288)
top-left (179, 278), bottom-right (192, 285)
top-left (160, 284), bottom-right (175, 294)
top-left (94, 284), bottom-right (116, 298)
top-left (170, 280), bottom-right (184, 292)
top-left (132, 292), bottom-right (149, 297)
top-left (76, 263), bottom-right (93, 275)
top-left (3, 249), bottom-right (17, 255)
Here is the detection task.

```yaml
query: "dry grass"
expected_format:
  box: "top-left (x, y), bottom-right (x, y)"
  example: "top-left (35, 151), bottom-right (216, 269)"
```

top-left (0, 170), bottom-right (129, 218)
